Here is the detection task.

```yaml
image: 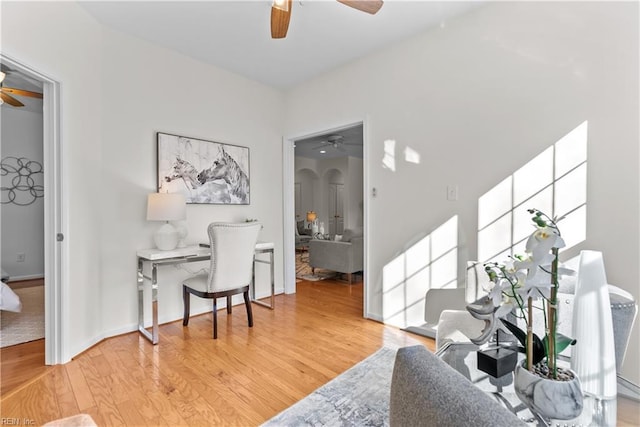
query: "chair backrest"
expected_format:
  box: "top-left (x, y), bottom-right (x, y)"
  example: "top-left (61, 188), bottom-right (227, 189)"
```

top-left (424, 288), bottom-right (466, 325)
top-left (465, 261), bottom-right (490, 304)
top-left (207, 222), bottom-right (261, 293)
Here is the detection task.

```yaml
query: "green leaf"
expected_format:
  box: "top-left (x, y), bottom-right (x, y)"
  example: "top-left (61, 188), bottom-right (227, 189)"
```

top-left (555, 334), bottom-right (577, 354)
top-left (544, 333), bottom-right (576, 355)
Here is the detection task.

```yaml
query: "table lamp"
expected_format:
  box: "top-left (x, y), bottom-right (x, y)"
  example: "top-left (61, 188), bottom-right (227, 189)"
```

top-left (147, 193), bottom-right (186, 250)
top-left (306, 211), bottom-right (318, 234)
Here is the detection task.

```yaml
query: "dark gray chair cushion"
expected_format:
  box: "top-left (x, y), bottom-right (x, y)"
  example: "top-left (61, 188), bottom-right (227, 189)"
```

top-left (389, 345), bottom-right (526, 427)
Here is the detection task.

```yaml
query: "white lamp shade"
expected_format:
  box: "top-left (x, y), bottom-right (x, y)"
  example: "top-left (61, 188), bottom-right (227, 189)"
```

top-left (147, 193), bottom-right (186, 221)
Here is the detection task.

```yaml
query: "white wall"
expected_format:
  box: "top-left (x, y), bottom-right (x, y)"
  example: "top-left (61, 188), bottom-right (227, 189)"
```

top-left (1, 2), bottom-right (285, 359)
top-left (346, 157), bottom-right (363, 230)
top-left (284, 2), bottom-right (639, 383)
top-left (1, 107), bottom-right (44, 280)
top-left (99, 27), bottom-right (285, 335)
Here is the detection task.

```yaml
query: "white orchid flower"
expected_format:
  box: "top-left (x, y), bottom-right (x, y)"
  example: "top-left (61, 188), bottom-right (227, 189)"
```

top-left (526, 226), bottom-right (565, 259)
top-left (518, 274), bottom-right (553, 300)
top-left (495, 296), bottom-right (516, 318)
top-left (487, 278), bottom-right (508, 307)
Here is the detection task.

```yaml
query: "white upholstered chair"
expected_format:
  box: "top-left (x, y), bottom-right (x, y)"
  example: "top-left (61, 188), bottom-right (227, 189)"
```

top-left (182, 222), bottom-right (261, 339)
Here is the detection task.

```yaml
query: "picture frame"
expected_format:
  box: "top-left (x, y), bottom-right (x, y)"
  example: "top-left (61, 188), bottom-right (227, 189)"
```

top-left (157, 132), bottom-right (250, 205)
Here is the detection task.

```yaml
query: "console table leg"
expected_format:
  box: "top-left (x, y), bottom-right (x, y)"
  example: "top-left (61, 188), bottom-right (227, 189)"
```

top-left (151, 263), bottom-right (159, 344)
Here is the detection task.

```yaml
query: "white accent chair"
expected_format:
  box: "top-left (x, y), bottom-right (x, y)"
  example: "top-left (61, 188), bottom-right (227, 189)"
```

top-left (408, 262), bottom-right (486, 340)
top-left (182, 222), bottom-right (261, 339)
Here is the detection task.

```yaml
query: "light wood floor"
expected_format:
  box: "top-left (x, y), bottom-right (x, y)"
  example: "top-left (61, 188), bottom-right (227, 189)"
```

top-left (0, 279), bottom-right (434, 425)
top-left (2, 279), bottom-right (638, 426)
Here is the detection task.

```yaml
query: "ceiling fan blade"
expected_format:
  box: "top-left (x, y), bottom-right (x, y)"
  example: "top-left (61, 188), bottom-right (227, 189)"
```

top-left (0, 92), bottom-right (25, 107)
top-left (337, 0), bottom-right (383, 15)
top-left (271, 0), bottom-right (292, 39)
top-left (2, 87), bottom-right (43, 99)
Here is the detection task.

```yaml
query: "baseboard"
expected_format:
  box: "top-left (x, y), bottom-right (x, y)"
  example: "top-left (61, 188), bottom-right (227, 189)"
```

top-left (618, 375), bottom-right (640, 401)
top-left (6, 274), bottom-right (45, 283)
top-left (366, 312), bottom-right (383, 322)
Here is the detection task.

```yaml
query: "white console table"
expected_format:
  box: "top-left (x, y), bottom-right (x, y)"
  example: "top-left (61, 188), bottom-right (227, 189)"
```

top-left (136, 242), bottom-right (275, 344)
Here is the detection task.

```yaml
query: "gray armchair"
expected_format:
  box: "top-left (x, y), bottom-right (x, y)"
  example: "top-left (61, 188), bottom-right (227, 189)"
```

top-left (295, 220), bottom-right (312, 248)
top-left (309, 228), bottom-right (363, 283)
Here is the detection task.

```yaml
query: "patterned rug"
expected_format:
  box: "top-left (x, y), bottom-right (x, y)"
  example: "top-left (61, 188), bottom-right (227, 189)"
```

top-left (0, 285), bottom-right (45, 348)
top-left (262, 346), bottom-right (398, 427)
top-left (296, 254), bottom-right (337, 282)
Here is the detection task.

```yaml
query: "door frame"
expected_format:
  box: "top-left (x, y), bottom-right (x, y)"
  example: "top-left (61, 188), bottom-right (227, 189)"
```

top-left (1, 54), bottom-right (64, 364)
top-left (282, 119), bottom-right (370, 317)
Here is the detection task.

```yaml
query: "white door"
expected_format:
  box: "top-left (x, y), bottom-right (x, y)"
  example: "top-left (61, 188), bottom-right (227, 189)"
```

top-left (328, 183), bottom-right (344, 235)
top-left (336, 184), bottom-right (344, 234)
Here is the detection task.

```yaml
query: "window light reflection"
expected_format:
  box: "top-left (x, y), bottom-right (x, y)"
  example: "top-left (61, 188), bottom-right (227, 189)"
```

top-left (477, 121), bottom-right (588, 262)
top-left (382, 216), bottom-right (458, 327)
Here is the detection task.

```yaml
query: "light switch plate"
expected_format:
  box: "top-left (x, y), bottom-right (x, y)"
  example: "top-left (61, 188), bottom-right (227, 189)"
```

top-left (447, 185), bottom-right (458, 201)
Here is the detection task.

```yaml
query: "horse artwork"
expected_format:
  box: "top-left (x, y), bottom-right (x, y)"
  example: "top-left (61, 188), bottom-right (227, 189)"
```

top-left (197, 146), bottom-right (250, 204)
top-left (164, 157), bottom-right (201, 191)
top-left (157, 132), bottom-right (250, 204)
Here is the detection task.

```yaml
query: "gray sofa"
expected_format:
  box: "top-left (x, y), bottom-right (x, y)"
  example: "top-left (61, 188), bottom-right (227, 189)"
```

top-left (390, 345), bottom-right (526, 427)
top-left (309, 228), bottom-right (363, 283)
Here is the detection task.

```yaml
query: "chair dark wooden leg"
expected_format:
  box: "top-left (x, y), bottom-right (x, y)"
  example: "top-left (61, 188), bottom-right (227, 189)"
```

top-left (182, 286), bottom-right (190, 326)
top-left (347, 273), bottom-right (353, 284)
top-left (212, 298), bottom-right (218, 339)
top-left (243, 290), bottom-right (254, 328)
top-left (227, 296), bottom-right (232, 314)
top-left (311, 267), bottom-right (315, 274)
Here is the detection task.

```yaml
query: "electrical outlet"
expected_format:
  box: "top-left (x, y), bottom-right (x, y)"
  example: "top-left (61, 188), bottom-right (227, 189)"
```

top-left (17, 252), bottom-right (26, 262)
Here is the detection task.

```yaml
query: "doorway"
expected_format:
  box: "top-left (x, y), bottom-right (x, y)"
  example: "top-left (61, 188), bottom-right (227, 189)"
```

top-left (284, 121), bottom-right (367, 312)
top-left (0, 54), bottom-right (63, 365)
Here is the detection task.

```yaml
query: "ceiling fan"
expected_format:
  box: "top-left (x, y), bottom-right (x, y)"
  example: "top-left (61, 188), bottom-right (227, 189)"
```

top-left (0, 70), bottom-right (43, 108)
top-left (271, 0), bottom-right (383, 39)
top-left (312, 134), bottom-right (359, 152)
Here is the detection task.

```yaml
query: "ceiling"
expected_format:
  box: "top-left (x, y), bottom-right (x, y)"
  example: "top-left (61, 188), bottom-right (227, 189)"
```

top-left (79, 1), bottom-right (483, 90)
top-left (295, 124), bottom-right (363, 160)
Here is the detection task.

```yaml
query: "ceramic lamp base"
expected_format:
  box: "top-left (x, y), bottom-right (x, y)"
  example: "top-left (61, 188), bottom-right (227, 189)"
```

top-left (154, 222), bottom-right (179, 250)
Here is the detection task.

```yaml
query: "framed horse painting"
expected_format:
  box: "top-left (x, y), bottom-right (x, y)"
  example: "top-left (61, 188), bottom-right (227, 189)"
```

top-left (157, 132), bottom-right (250, 204)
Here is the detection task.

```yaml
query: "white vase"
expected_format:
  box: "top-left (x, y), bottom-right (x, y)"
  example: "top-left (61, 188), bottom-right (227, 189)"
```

top-left (570, 250), bottom-right (617, 400)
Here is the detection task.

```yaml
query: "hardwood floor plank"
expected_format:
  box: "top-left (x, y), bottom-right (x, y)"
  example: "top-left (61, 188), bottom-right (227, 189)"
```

top-left (51, 366), bottom-right (81, 418)
top-left (65, 360), bottom-right (97, 411)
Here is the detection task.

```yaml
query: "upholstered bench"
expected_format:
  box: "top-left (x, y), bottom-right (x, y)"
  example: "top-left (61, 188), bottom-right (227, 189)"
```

top-left (389, 345), bottom-right (526, 427)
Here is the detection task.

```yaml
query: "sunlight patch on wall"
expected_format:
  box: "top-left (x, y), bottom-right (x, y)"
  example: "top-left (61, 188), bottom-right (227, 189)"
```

top-left (382, 216), bottom-right (458, 328)
top-left (478, 121), bottom-right (588, 263)
top-left (382, 139), bottom-right (396, 171)
top-left (404, 147), bottom-right (421, 164)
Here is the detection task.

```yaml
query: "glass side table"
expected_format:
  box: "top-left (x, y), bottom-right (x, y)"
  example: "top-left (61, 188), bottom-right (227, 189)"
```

top-left (436, 342), bottom-right (622, 427)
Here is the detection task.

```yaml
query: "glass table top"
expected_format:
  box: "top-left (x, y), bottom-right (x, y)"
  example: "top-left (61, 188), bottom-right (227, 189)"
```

top-left (436, 342), bottom-right (619, 427)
